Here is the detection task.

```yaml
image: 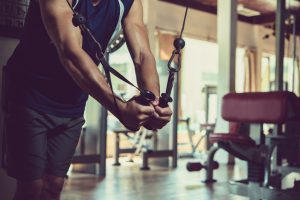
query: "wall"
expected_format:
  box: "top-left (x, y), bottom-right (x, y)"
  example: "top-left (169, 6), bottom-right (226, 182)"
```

top-left (0, 36), bottom-right (19, 200)
top-left (147, 0), bottom-right (300, 119)
top-left (151, 1), bottom-right (255, 47)
top-left (255, 25), bottom-right (300, 56)
top-left (143, 1), bottom-right (300, 164)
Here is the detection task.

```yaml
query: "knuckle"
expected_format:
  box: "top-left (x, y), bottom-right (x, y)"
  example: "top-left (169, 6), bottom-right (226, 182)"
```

top-left (137, 107), bottom-right (144, 114)
top-left (137, 115), bottom-right (143, 121)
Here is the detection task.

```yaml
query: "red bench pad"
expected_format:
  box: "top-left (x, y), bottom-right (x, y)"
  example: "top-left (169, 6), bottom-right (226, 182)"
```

top-left (222, 92), bottom-right (298, 124)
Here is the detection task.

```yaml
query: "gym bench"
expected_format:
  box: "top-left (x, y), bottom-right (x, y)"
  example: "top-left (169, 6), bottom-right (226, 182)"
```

top-left (188, 91), bottom-right (300, 200)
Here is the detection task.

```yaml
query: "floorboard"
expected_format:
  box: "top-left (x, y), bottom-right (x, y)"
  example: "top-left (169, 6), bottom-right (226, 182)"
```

top-left (62, 157), bottom-right (249, 200)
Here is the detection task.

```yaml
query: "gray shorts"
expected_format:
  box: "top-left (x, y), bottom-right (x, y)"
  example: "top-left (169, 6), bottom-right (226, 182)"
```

top-left (3, 104), bottom-right (85, 181)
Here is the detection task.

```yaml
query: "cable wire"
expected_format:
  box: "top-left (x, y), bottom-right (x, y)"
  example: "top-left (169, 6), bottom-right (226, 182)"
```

top-left (179, 1), bottom-right (189, 38)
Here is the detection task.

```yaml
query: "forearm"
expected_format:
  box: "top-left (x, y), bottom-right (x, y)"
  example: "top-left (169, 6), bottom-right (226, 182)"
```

top-left (122, 0), bottom-right (160, 98)
top-left (60, 48), bottom-right (124, 117)
top-left (135, 52), bottom-right (160, 98)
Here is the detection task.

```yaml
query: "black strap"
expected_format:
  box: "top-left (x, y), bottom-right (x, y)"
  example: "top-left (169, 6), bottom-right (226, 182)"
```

top-left (98, 57), bottom-right (141, 92)
top-left (99, 57), bottom-right (124, 123)
top-left (79, 22), bottom-right (145, 102)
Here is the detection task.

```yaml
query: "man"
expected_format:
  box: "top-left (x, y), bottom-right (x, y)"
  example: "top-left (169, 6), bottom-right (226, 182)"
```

top-left (3, 0), bottom-right (172, 199)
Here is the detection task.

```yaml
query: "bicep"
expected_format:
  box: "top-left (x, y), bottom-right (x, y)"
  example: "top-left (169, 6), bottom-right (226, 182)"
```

top-left (122, 0), bottom-right (152, 62)
top-left (38, 0), bottom-right (82, 56)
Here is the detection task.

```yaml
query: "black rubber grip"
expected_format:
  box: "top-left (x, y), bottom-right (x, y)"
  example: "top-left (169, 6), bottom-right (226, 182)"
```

top-left (159, 93), bottom-right (173, 108)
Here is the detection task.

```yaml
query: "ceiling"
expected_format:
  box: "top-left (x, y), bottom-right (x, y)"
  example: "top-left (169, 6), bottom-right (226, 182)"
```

top-left (160, 0), bottom-right (300, 24)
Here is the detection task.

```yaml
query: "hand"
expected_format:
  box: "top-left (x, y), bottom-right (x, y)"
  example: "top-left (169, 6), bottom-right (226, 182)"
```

top-left (143, 98), bottom-right (173, 130)
top-left (120, 96), bottom-right (155, 131)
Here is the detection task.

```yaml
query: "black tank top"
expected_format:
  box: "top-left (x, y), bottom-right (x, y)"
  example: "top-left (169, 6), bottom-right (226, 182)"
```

top-left (5, 0), bottom-right (133, 117)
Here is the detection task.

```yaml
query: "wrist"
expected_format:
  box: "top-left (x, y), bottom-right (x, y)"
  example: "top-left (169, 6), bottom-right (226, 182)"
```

top-left (117, 99), bottom-right (127, 114)
top-left (110, 97), bottom-right (126, 121)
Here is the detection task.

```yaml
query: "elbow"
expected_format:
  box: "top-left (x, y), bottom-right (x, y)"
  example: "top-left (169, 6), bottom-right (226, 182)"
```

top-left (133, 50), bottom-right (154, 67)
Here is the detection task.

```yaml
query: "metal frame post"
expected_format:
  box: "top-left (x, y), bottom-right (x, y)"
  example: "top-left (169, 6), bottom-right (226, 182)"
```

top-left (275, 0), bottom-right (286, 91)
top-left (99, 106), bottom-right (108, 176)
top-left (172, 72), bottom-right (179, 168)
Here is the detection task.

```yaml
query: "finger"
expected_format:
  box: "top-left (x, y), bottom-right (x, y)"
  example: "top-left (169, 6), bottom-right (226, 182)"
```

top-left (151, 97), bottom-right (159, 106)
top-left (139, 105), bottom-right (155, 115)
top-left (154, 106), bottom-right (172, 116)
top-left (154, 116), bottom-right (171, 122)
top-left (138, 114), bottom-right (154, 122)
top-left (153, 113), bottom-right (172, 121)
top-left (153, 111), bottom-right (159, 118)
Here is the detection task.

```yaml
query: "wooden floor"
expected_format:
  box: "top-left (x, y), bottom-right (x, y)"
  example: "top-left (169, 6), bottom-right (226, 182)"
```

top-left (61, 157), bottom-right (249, 200)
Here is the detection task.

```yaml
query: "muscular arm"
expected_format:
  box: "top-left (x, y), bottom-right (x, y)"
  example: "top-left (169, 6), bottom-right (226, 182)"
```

top-left (123, 0), bottom-right (173, 130)
top-left (123, 0), bottom-right (160, 98)
top-left (38, 0), bottom-right (125, 117)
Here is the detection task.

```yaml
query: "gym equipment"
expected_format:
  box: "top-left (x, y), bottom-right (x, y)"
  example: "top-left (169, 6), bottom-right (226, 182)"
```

top-left (112, 128), bottom-right (152, 166)
top-left (199, 123), bottom-right (216, 151)
top-left (202, 85), bottom-right (217, 124)
top-left (112, 127), bottom-right (178, 170)
top-left (186, 122), bottom-right (248, 183)
top-left (112, 129), bottom-right (135, 166)
top-left (286, 14), bottom-right (298, 92)
top-left (178, 118), bottom-right (195, 157)
top-left (179, 86), bottom-right (217, 158)
top-left (189, 91), bottom-right (300, 200)
top-left (186, 160), bottom-right (219, 172)
top-left (178, 119), bottom-right (215, 158)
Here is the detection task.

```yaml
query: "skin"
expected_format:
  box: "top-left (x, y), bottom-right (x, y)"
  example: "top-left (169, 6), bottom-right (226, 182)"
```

top-left (14, 0), bottom-right (172, 199)
top-left (122, 0), bottom-right (173, 130)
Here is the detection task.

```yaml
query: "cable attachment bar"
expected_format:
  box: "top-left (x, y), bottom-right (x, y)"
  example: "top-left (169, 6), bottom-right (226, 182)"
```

top-left (167, 37), bottom-right (185, 72)
top-left (159, 3), bottom-right (188, 108)
top-left (160, 37), bottom-right (186, 107)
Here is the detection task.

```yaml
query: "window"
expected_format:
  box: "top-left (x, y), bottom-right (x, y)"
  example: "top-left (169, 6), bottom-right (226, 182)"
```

top-left (261, 53), bottom-right (298, 94)
top-left (181, 37), bottom-right (245, 127)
